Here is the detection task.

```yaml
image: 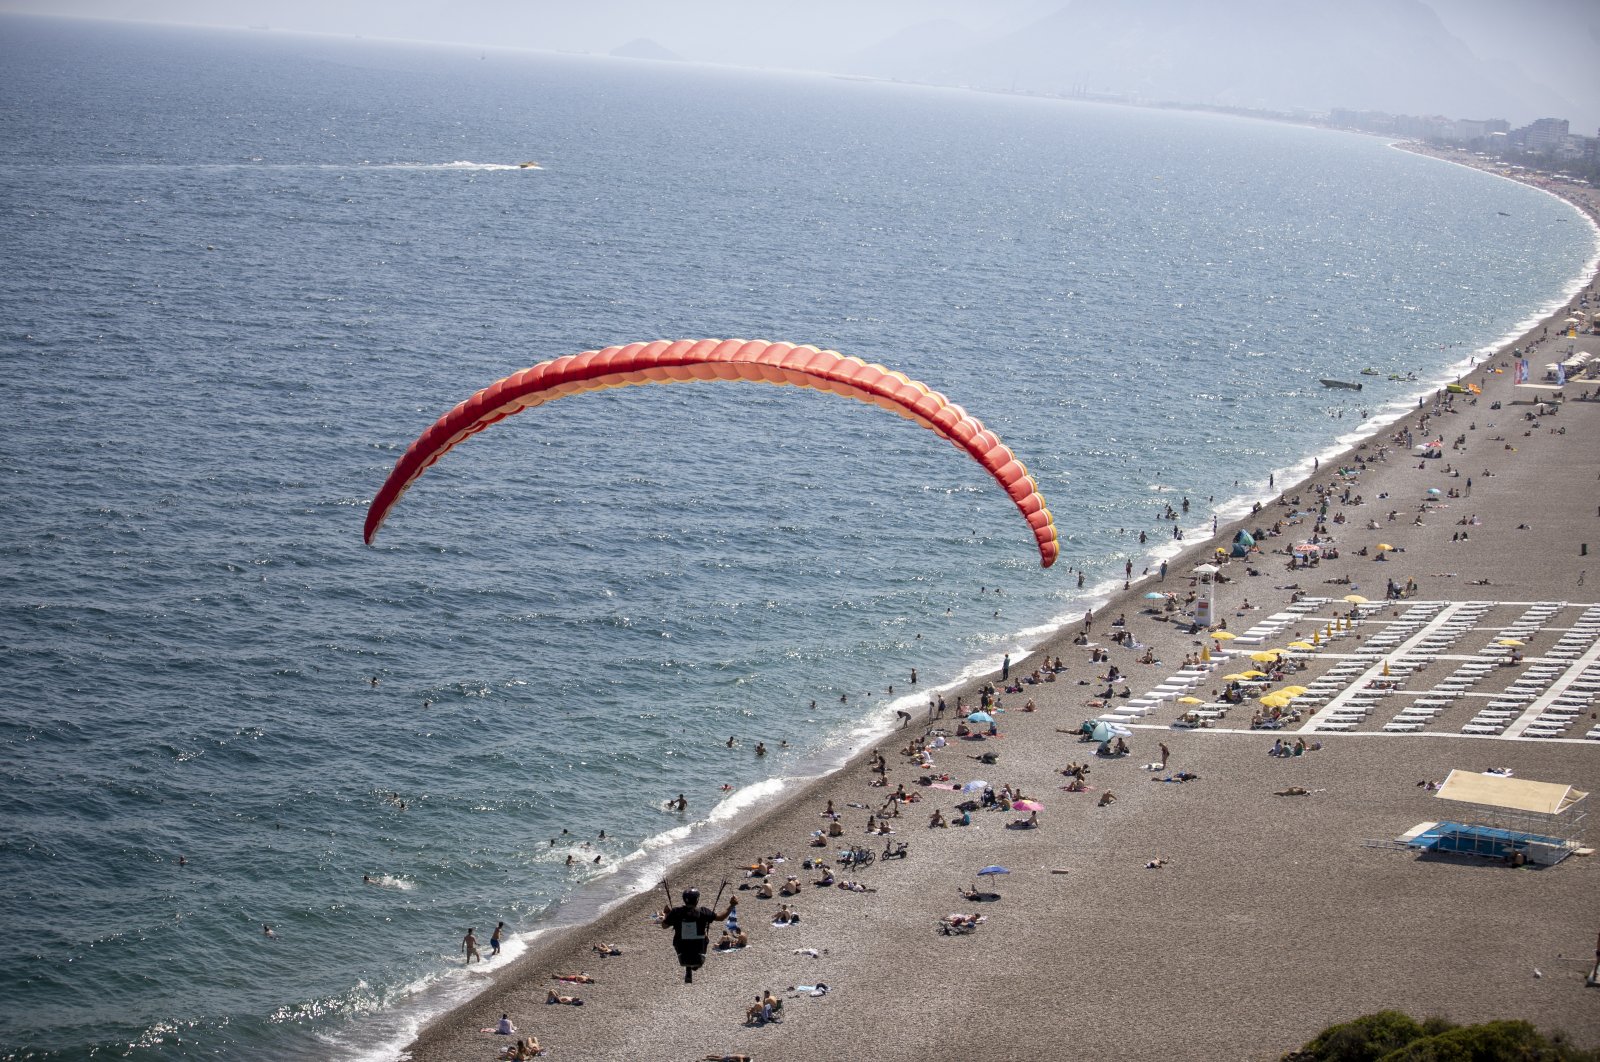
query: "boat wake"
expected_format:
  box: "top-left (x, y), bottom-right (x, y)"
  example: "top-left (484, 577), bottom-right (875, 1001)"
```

top-left (380, 160), bottom-right (540, 171)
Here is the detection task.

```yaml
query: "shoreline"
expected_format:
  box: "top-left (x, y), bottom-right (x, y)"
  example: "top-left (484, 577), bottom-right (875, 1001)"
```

top-left (400, 156), bottom-right (1600, 1062)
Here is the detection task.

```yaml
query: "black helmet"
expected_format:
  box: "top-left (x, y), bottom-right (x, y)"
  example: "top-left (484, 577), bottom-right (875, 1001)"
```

top-left (681, 887), bottom-right (700, 905)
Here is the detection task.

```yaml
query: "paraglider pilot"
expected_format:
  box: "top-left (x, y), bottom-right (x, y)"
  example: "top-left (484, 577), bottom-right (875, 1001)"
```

top-left (660, 885), bottom-right (737, 983)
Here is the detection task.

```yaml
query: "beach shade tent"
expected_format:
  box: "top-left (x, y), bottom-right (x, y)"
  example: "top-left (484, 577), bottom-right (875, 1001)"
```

top-left (1406, 770), bottom-right (1590, 866)
top-left (966, 711), bottom-right (995, 724)
top-left (1231, 530), bottom-right (1255, 558)
top-left (1089, 721), bottom-right (1132, 743)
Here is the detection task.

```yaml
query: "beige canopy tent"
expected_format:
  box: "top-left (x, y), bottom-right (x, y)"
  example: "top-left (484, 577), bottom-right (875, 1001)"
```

top-left (1434, 769), bottom-right (1587, 816)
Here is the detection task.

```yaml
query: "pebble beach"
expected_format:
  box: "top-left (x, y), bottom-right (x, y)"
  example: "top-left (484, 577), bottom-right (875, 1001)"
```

top-left (405, 159), bottom-right (1600, 1062)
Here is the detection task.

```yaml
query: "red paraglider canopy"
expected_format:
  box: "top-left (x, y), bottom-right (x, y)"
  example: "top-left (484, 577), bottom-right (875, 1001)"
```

top-left (364, 338), bottom-right (1059, 567)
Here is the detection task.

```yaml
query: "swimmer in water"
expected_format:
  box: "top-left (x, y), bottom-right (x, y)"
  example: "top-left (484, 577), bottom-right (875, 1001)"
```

top-left (754, 742), bottom-right (766, 757)
top-left (263, 923), bottom-right (276, 938)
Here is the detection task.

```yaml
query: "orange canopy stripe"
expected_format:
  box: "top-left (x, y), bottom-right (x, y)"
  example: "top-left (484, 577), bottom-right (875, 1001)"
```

top-left (364, 339), bottom-right (1060, 566)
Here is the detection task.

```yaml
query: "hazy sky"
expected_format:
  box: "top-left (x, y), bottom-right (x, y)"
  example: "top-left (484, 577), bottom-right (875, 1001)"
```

top-left (2, 0), bottom-right (1595, 130)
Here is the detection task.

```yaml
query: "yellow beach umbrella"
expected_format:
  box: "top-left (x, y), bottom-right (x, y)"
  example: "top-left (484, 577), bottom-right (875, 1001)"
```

top-left (1311, 629), bottom-right (1322, 644)
top-left (1382, 659), bottom-right (1391, 676)
top-left (1250, 650), bottom-right (1283, 663)
top-left (1286, 641), bottom-right (1315, 650)
top-left (1376, 543), bottom-right (1395, 552)
top-left (1261, 693), bottom-right (1292, 709)
top-left (1343, 594), bottom-right (1369, 604)
top-left (1279, 685), bottom-right (1309, 696)
top-left (1222, 672), bottom-right (1251, 681)
top-left (1241, 669), bottom-right (1268, 679)
top-left (1498, 638), bottom-right (1524, 647)
top-left (1212, 631), bottom-right (1237, 641)
top-left (1201, 646), bottom-right (1212, 662)
top-left (1177, 695), bottom-right (1203, 705)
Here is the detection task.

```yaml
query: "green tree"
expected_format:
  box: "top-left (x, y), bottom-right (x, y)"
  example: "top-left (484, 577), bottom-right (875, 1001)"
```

top-left (1382, 1020), bottom-right (1600, 1062)
top-left (1288, 1011), bottom-right (1428, 1062)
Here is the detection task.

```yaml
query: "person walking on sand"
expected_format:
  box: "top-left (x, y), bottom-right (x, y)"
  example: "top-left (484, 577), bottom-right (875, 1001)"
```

top-left (1159, 742), bottom-right (1170, 769)
top-left (462, 927), bottom-right (482, 964)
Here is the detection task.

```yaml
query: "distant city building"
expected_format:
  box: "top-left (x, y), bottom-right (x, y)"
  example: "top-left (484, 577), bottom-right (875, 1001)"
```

top-left (1451, 118), bottom-right (1509, 143)
top-left (1516, 118), bottom-right (1570, 153)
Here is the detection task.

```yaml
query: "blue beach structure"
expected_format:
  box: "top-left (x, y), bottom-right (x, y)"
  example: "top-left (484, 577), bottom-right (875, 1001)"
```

top-left (1403, 770), bottom-right (1588, 867)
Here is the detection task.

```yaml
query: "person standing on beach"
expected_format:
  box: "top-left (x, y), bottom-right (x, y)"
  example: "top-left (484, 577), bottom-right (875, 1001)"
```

top-left (661, 888), bottom-right (737, 984)
top-left (462, 927), bottom-right (481, 964)
top-left (1159, 742), bottom-right (1170, 769)
top-left (1002, 654), bottom-right (1010, 680)
top-left (490, 921), bottom-right (504, 958)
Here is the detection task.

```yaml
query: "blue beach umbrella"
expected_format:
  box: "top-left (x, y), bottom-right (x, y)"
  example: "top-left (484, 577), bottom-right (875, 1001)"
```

top-left (977, 865), bottom-right (1010, 876)
top-left (962, 780), bottom-right (990, 793)
top-left (1143, 592), bottom-right (1167, 600)
top-left (966, 710), bottom-right (995, 724)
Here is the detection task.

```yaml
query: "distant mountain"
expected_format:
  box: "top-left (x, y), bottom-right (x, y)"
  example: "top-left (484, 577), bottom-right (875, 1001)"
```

top-left (840, 0), bottom-right (1585, 127)
top-left (840, 18), bottom-right (974, 79)
top-left (611, 37), bottom-right (682, 62)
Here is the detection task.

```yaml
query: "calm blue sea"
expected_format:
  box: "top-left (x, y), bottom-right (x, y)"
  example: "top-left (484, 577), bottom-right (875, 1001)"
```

top-left (0, 16), bottom-right (1594, 1060)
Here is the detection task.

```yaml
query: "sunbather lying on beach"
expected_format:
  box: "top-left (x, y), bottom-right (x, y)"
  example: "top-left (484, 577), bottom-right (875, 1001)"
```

top-left (837, 880), bottom-right (876, 893)
top-left (499, 1037), bottom-right (544, 1060)
top-left (545, 990), bottom-right (583, 1005)
top-left (551, 973), bottom-right (594, 983)
top-left (1275, 786), bottom-right (1310, 797)
top-left (703, 1055), bottom-right (754, 1062)
top-left (592, 942), bottom-right (621, 956)
top-left (942, 912), bottom-right (986, 928)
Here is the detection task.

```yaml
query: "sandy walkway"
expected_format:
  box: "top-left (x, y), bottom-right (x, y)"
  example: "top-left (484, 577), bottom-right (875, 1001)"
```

top-left (405, 163), bottom-right (1600, 1062)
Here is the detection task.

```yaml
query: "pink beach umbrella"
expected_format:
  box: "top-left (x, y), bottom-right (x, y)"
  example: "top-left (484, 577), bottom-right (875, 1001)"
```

top-left (1012, 799), bottom-right (1045, 812)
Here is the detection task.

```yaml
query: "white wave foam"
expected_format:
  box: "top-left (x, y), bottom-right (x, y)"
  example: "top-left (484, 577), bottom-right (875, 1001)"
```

top-left (706, 777), bottom-right (788, 821)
